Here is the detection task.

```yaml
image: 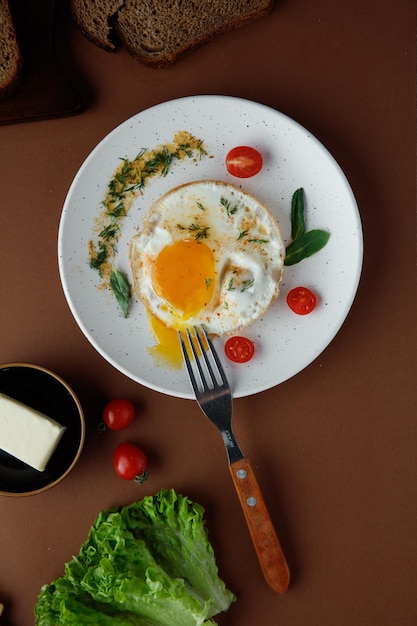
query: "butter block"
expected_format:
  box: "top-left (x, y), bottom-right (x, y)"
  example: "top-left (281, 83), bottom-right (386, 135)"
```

top-left (0, 393), bottom-right (66, 471)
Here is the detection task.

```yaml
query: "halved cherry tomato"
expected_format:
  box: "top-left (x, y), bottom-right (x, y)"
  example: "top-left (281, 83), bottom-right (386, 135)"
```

top-left (226, 146), bottom-right (263, 178)
top-left (113, 442), bottom-right (149, 483)
top-left (224, 336), bottom-right (255, 363)
top-left (102, 399), bottom-right (135, 431)
top-left (287, 286), bottom-right (317, 315)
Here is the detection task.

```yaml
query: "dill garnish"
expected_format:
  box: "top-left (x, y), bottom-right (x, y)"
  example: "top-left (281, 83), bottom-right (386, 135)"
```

top-left (134, 148), bottom-right (147, 161)
top-left (99, 224), bottom-right (119, 240)
top-left (241, 278), bottom-right (254, 292)
top-left (107, 202), bottom-right (126, 220)
top-left (248, 238), bottom-right (269, 244)
top-left (177, 219), bottom-right (210, 241)
top-left (178, 139), bottom-right (207, 158)
top-left (143, 146), bottom-right (175, 176)
top-left (88, 131), bottom-right (208, 310)
top-left (190, 223), bottom-right (210, 242)
top-left (238, 230), bottom-right (250, 240)
top-left (89, 241), bottom-right (108, 274)
top-left (220, 197), bottom-right (238, 216)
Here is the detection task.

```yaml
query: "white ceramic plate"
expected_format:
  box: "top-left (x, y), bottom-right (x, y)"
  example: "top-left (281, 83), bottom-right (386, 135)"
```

top-left (58, 96), bottom-right (363, 399)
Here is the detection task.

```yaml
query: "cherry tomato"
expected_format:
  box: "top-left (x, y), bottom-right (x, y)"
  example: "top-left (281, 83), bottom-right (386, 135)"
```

top-left (102, 399), bottom-right (135, 431)
top-left (224, 336), bottom-right (255, 363)
top-left (226, 146), bottom-right (263, 178)
top-left (287, 286), bottom-right (317, 315)
top-left (113, 442), bottom-right (149, 483)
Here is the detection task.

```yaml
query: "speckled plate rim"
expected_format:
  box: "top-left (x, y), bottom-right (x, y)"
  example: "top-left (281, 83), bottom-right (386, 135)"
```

top-left (0, 362), bottom-right (85, 497)
top-left (58, 95), bottom-right (363, 399)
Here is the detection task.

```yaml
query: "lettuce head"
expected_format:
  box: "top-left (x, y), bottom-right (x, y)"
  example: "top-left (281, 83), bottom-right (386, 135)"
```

top-left (34, 489), bottom-right (235, 625)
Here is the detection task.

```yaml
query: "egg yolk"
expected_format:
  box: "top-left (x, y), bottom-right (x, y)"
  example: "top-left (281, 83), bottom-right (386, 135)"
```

top-left (148, 238), bottom-right (216, 368)
top-left (152, 238), bottom-right (215, 319)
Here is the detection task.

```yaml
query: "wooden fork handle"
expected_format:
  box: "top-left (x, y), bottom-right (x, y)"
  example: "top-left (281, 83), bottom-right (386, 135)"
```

top-left (229, 457), bottom-right (290, 593)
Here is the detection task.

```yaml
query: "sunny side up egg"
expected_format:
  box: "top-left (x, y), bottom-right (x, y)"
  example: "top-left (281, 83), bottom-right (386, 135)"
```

top-left (129, 180), bottom-right (285, 367)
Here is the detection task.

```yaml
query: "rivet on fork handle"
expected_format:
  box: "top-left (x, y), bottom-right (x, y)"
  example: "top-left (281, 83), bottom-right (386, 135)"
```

top-left (229, 457), bottom-right (290, 594)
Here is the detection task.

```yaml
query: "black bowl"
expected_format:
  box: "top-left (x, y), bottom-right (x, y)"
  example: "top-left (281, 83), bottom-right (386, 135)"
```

top-left (0, 363), bottom-right (85, 497)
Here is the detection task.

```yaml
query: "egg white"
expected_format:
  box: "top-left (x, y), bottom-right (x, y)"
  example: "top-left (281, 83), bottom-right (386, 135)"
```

top-left (129, 180), bottom-right (285, 335)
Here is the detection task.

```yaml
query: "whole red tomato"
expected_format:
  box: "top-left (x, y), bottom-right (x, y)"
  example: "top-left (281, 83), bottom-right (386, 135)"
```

top-left (113, 442), bottom-right (149, 483)
top-left (102, 399), bottom-right (135, 431)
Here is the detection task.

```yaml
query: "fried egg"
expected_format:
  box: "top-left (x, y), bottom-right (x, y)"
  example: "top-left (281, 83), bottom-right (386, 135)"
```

top-left (130, 180), bottom-right (285, 366)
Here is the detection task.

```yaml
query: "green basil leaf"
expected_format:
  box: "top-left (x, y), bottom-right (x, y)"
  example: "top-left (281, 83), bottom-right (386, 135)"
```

top-left (291, 188), bottom-right (306, 240)
top-left (110, 267), bottom-right (130, 317)
top-left (284, 229), bottom-right (330, 266)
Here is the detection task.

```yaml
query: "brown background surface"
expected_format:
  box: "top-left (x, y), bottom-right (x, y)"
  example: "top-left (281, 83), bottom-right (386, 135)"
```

top-left (1, 0), bottom-right (416, 624)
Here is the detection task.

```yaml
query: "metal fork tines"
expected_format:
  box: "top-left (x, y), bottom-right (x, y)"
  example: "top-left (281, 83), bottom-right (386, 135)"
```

top-left (178, 325), bottom-right (244, 464)
top-left (178, 325), bottom-right (290, 594)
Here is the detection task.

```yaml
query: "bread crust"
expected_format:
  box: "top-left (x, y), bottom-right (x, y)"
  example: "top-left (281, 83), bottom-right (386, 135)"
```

top-left (71, 0), bottom-right (274, 68)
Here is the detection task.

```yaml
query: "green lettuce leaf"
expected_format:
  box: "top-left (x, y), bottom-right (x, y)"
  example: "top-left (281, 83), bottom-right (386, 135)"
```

top-left (120, 489), bottom-right (235, 617)
top-left (34, 489), bottom-right (235, 626)
top-left (35, 576), bottom-right (146, 625)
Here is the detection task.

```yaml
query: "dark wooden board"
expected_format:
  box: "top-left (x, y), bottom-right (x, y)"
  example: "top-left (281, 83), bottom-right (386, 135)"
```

top-left (0, 0), bottom-right (81, 125)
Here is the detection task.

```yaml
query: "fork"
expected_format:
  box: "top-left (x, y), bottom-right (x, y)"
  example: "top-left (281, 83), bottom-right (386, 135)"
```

top-left (178, 325), bottom-right (290, 594)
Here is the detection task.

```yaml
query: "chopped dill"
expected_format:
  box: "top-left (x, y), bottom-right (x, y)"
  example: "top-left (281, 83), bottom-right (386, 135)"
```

top-left (178, 219), bottom-right (210, 241)
top-left (248, 238), bottom-right (269, 244)
top-left (178, 144), bottom-right (193, 158)
top-left (107, 202), bottom-right (126, 220)
top-left (134, 148), bottom-right (147, 160)
top-left (89, 241), bottom-right (108, 273)
top-left (193, 225), bottom-right (210, 242)
top-left (241, 278), bottom-right (255, 292)
top-left (178, 140), bottom-right (207, 158)
top-left (88, 131), bottom-right (208, 314)
top-left (220, 197), bottom-right (239, 216)
top-left (195, 140), bottom-right (208, 157)
top-left (143, 146), bottom-right (175, 176)
top-left (99, 224), bottom-right (119, 239)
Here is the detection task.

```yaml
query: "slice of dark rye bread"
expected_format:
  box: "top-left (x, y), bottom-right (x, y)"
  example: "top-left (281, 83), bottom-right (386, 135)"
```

top-left (0, 0), bottom-right (23, 99)
top-left (71, 0), bottom-right (274, 68)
